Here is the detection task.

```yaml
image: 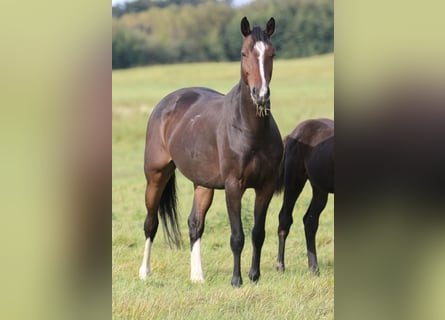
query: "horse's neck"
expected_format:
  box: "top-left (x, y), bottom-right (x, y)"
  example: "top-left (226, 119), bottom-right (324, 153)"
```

top-left (225, 81), bottom-right (269, 136)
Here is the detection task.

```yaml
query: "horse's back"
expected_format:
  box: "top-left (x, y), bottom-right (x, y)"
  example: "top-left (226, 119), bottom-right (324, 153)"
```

top-left (147, 87), bottom-right (225, 141)
top-left (286, 118), bottom-right (334, 193)
top-left (289, 118), bottom-right (334, 146)
top-left (149, 87), bottom-right (224, 122)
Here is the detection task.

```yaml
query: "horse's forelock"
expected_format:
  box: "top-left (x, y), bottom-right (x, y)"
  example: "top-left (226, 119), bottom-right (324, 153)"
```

top-left (250, 27), bottom-right (270, 46)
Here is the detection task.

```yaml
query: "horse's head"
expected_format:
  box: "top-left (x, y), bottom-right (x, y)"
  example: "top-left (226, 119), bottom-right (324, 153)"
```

top-left (240, 17), bottom-right (275, 116)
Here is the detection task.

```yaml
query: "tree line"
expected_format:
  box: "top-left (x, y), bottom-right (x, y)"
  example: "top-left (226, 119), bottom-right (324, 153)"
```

top-left (112, 0), bottom-right (333, 69)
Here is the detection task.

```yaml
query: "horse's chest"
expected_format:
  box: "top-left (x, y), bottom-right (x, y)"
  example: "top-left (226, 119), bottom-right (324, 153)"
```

top-left (242, 149), bottom-right (273, 185)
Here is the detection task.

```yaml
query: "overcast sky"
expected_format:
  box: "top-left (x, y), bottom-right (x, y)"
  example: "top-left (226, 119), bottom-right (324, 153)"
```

top-left (112, 0), bottom-right (253, 7)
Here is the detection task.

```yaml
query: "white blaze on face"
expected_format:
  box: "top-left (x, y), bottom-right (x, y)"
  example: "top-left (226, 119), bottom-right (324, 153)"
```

top-left (139, 238), bottom-right (152, 280)
top-left (190, 238), bottom-right (204, 282)
top-left (254, 41), bottom-right (269, 98)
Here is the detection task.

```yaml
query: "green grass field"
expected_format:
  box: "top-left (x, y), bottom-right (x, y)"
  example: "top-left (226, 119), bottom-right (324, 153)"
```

top-left (113, 53), bottom-right (334, 319)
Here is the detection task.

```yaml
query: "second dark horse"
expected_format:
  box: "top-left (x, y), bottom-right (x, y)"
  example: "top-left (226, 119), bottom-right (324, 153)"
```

top-left (276, 118), bottom-right (334, 274)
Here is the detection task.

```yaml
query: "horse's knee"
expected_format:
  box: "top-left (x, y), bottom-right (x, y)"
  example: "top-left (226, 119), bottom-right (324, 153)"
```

top-left (251, 227), bottom-right (265, 246)
top-left (230, 232), bottom-right (245, 253)
top-left (278, 209), bottom-right (293, 232)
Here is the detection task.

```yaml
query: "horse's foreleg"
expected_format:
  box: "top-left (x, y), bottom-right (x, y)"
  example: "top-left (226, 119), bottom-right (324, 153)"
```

top-left (303, 187), bottom-right (328, 275)
top-left (188, 185), bottom-right (214, 283)
top-left (248, 186), bottom-right (274, 283)
top-left (225, 180), bottom-right (244, 287)
top-left (276, 175), bottom-right (306, 272)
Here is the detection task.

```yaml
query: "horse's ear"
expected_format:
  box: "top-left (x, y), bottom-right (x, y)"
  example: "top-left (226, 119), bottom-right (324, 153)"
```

top-left (265, 17), bottom-right (275, 37)
top-left (240, 16), bottom-right (251, 37)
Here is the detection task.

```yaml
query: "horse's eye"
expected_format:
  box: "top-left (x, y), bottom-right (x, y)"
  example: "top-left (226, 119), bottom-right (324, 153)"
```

top-left (241, 52), bottom-right (247, 57)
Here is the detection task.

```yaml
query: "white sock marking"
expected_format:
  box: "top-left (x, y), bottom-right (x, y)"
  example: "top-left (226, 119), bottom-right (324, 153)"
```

top-left (190, 238), bottom-right (204, 283)
top-left (139, 238), bottom-right (152, 280)
top-left (254, 41), bottom-right (268, 98)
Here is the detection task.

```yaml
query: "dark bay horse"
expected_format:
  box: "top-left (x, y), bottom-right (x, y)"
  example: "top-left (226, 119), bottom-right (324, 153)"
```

top-left (138, 17), bottom-right (283, 287)
top-left (275, 118), bottom-right (334, 274)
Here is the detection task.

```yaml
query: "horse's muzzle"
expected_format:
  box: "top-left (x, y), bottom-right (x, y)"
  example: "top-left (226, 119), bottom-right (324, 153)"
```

top-left (251, 86), bottom-right (270, 106)
top-left (251, 86), bottom-right (270, 116)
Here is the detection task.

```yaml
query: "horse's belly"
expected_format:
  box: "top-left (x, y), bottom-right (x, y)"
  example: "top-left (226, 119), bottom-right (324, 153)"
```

top-left (169, 139), bottom-right (224, 189)
top-left (175, 158), bottom-right (224, 189)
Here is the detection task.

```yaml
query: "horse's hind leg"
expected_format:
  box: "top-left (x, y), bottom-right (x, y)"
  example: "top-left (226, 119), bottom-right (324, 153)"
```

top-left (303, 187), bottom-right (328, 275)
top-left (276, 172), bottom-right (307, 272)
top-left (139, 164), bottom-right (174, 280)
top-left (188, 185), bottom-right (214, 283)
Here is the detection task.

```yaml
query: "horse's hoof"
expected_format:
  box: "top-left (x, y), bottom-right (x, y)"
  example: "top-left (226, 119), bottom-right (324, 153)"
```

top-left (248, 269), bottom-right (260, 283)
top-left (309, 266), bottom-right (320, 276)
top-left (231, 276), bottom-right (243, 288)
top-left (138, 266), bottom-right (150, 280)
top-left (190, 275), bottom-right (205, 283)
top-left (276, 262), bottom-right (285, 272)
top-left (191, 279), bottom-right (205, 284)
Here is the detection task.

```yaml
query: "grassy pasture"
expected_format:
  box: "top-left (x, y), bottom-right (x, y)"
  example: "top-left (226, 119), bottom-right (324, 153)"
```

top-left (113, 53), bottom-right (334, 319)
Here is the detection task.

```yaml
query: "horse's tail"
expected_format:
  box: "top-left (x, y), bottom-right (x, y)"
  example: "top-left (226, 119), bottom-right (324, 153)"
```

top-left (275, 136), bottom-right (288, 194)
top-left (159, 173), bottom-right (182, 248)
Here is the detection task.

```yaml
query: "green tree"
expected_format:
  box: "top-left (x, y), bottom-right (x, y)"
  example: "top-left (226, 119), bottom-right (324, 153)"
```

top-left (112, 0), bottom-right (334, 68)
top-left (112, 21), bottom-right (146, 68)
